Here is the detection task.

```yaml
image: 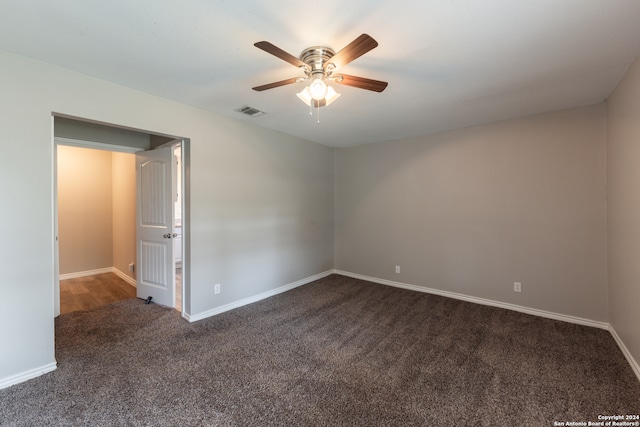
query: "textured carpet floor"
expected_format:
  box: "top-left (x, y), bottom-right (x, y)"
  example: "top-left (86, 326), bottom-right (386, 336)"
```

top-left (1, 274), bottom-right (639, 426)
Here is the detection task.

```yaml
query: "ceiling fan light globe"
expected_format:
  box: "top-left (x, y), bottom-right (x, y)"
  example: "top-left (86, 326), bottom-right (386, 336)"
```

top-left (324, 86), bottom-right (340, 106)
top-left (309, 78), bottom-right (328, 100)
top-left (297, 85), bottom-right (340, 107)
top-left (296, 87), bottom-right (313, 106)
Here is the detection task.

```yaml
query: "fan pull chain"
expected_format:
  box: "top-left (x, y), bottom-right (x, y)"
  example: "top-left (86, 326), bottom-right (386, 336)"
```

top-left (317, 104), bottom-right (320, 124)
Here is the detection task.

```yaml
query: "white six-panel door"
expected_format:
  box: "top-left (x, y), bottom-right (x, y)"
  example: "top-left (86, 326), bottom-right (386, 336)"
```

top-left (136, 147), bottom-right (175, 307)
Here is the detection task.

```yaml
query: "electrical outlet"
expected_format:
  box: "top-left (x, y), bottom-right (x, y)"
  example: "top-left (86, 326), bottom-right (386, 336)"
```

top-left (214, 284), bottom-right (221, 295)
top-left (514, 282), bottom-right (522, 293)
top-left (129, 263), bottom-right (135, 273)
top-left (395, 265), bottom-right (401, 274)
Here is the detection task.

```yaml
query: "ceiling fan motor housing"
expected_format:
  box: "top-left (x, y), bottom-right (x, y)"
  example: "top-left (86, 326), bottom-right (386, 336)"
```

top-left (300, 46), bottom-right (336, 79)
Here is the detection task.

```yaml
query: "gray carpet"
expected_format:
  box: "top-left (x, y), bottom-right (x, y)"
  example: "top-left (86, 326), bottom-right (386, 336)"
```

top-left (1, 274), bottom-right (638, 426)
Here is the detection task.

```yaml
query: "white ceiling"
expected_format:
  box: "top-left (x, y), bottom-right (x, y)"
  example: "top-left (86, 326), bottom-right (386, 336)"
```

top-left (2, 1), bottom-right (640, 147)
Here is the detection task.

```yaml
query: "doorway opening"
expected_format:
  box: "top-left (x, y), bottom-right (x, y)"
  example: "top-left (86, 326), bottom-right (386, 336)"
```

top-left (53, 115), bottom-right (190, 318)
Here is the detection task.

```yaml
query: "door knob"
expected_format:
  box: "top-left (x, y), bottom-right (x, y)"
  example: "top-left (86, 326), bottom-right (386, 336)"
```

top-left (163, 233), bottom-right (172, 239)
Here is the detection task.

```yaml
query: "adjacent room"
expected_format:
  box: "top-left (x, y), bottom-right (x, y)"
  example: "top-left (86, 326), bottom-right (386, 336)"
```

top-left (54, 117), bottom-right (186, 314)
top-left (1, 1), bottom-right (639, 425)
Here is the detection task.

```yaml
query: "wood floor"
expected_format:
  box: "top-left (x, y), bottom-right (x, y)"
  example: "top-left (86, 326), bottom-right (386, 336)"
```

top-left (60, 269), bottom-right (183, 314)
top-left (60, 273), bottom-right (136, 315)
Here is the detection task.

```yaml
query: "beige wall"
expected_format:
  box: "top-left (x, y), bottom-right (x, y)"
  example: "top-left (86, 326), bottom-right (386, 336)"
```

top-left (606, 57), bottom-right (640, 369)
top-left (335, 105), bottom-right (607, 322)
top-left (57, 147), bottom-right (136, 279)
top-left (112, 152), bottom-right (136, 281)
top-left (57, 146), bottom-right (114, 274)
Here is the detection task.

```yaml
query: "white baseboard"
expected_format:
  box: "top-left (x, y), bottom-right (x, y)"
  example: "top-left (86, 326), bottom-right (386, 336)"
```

top-left (112, 267), bottom-right (137, 288)
top-left (185, 270), bottom-right (334, 323)
top-left (334, 270), bottom-right (610, 330)
top-left (0, 362), bottom-right (57, 390)
top-left (60, 267), bottom-right (137, 288)
top-left (609, 326), bottom-right (640, 382)
top-left (59, 267), bottom-right (112, 280)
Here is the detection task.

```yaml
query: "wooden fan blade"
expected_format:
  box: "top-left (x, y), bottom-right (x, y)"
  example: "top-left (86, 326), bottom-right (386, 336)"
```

top-left (326, 34), bottom-right (378, 70)
top-left (254, 41), bottom-right (308, 69)
top-left (333, 74), bottom-right (388, 92)
top-left (252, 77), bottom-right (300, 91)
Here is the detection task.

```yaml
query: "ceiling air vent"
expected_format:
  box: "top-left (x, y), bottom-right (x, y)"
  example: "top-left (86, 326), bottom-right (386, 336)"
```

top-left (235, 105), bottom-right (265, 117)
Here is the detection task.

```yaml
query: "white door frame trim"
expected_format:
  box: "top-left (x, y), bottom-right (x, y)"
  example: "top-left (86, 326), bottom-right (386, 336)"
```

top-left (52, 135), bottom-right (190, 318)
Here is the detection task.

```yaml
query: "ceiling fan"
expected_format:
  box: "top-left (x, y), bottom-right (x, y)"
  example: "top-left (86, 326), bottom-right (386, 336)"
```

top-left (252, 34), bottom-right (388, 108)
